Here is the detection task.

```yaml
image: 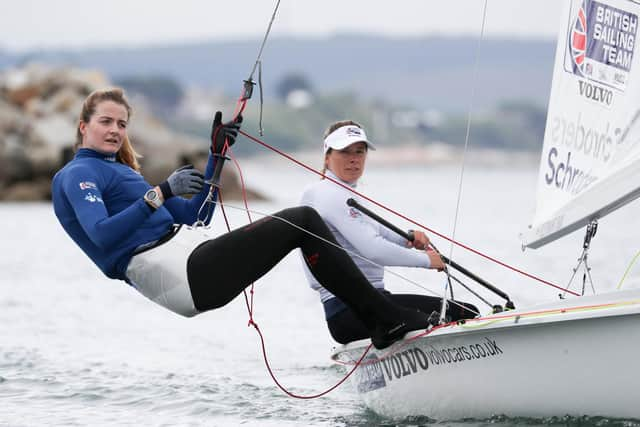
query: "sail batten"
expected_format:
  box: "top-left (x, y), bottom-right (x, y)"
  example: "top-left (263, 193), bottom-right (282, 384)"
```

top-left (523, 0), bottom-right (640, 249)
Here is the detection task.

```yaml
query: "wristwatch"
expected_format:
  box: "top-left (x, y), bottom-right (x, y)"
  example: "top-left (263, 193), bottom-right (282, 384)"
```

top-left (144, 188), bottom-right (163, 210)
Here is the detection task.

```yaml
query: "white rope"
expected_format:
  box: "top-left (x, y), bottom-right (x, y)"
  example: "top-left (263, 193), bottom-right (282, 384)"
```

top-left (247, 0), bottom-right (282, 81)
top-left (200, 200), bottom-right (479, 315)
top-left (440, 0), bottom-right (490, 322)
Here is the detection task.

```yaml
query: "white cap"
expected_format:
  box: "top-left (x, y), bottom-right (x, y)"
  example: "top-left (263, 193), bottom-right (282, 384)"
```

top-left (323, 125), bottom-right (376, 154)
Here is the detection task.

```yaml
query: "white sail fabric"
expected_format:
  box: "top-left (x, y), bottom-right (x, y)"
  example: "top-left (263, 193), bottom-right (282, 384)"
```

top-left (523, 0), bottom-right (640, 248)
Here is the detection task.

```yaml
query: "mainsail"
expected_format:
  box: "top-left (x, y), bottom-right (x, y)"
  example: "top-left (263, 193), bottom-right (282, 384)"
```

top-left (523, 0), bottom-right (640, 249)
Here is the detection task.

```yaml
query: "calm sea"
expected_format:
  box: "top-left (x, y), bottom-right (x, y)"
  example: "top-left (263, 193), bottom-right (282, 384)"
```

top-left (2, 161), bottom-right (639, 426)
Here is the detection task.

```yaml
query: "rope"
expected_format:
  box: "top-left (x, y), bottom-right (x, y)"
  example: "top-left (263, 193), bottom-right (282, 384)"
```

top-left (250, 321), bottom-right (372, 399)
top-left (186, 0), bottom-right (378, 401)
top-left (439, 0), bottom-right (489, 322)
top-left (238, 128), bottom-right (579, 297)
top-left (213, 149), bottom-right (379, 398)
top-left (201, 198), bottom-right (482, 316)
top-left (448, 0), bottom-right (488, 261)
top-left (247, 0), bottom-right (281, 82)
top-left (199, 0), bottom-right (379, 399)
top-left (201, 0), bottom-right (580, 400)
top-left (617, 249), bottom-right (640, 290)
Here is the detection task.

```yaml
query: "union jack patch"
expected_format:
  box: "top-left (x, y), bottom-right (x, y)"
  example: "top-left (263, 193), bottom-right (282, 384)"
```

top-left (79, 181), bottom-right (97, 190)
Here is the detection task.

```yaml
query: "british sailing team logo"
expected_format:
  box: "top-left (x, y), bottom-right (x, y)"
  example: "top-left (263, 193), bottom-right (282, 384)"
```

top-left (565, 0), bottom-right (638, 92)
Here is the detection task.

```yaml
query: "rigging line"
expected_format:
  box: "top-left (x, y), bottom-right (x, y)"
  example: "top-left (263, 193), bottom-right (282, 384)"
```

top-left (617, 250), bottom-right (640, 290)
top-left (195, 101), bottom-right (247, 225)
top-left (219, 162), bottom-right (372, 395)
top-left (217, 190), bottom-right (257, 321)
top-left (227, 147), bottom-right (258, 316)
top-left (218, 142), bottom-right (260, 319)
top-left (238, 129), bottom-right (580, 297)
top-left (214, 151), bottom-right (430, 397)
top-left (251, 320), bottom-right (372, 399)
top-left (223, 1), bottom-right (282, 317)
top-left (217, 140), bottom-right (369, 399)
top-left (247, 0), bottom-right (282, 82)
top-left (225, 124), bottom-right (375, 401)
top-left (207, 199), bottom-right (479, 314)
top-left (440, 0), bottom-right (489, 323)
top-left (238, 0), bottom-right (280, 132)
top-left (449, 273), bottom-right (493, 309)
top-left (258, 61), bottom-right (265, 135)
top-left (227, 147), bottom-right (255, 221)
top-left (232, 99), bottom-right (248, 121)
top-left (447, 0), bottom-right (488, 266)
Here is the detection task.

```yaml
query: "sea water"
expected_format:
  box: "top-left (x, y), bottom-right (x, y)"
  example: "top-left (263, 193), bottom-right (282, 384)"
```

top-left (1, 161), bottom-right (639, 427)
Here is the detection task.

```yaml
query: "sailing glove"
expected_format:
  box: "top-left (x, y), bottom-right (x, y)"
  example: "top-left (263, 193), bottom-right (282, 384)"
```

top-left (210, 111), bottom-right (242, 154)
top-left (159, 164), bottom-right (205, 199)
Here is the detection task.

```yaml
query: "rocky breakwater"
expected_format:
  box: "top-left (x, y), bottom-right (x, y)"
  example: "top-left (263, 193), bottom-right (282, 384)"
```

top-left (0, 63), bottom-right (263, 201)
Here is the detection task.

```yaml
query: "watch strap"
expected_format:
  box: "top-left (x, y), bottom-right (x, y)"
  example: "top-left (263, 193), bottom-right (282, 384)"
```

top-left (158, 181), bottom-right (173, 200)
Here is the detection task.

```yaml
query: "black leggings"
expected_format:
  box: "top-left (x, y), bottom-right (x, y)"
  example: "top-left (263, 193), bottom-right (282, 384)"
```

top-left (186, 206), bottom-right (416, 331)
top-left (327, 293), bottom-right (478, 344)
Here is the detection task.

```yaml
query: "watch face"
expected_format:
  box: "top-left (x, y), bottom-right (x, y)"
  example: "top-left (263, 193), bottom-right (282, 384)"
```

top-left (145, 189), bottom-right (162, 209)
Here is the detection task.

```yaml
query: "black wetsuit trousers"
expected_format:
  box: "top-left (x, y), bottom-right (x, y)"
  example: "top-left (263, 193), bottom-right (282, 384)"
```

top-left (186, 206), bottom-right (415, 331)
top-left (327, 293), bottom-right (479, 344)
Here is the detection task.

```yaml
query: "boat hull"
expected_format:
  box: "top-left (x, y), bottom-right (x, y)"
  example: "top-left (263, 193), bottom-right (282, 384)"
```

top-left (331, 290), bottom-right (640, 420)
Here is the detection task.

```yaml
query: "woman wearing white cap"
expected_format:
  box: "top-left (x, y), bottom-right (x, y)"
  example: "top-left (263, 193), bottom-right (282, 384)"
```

top-left (301, 120), bottom-right (478, 344)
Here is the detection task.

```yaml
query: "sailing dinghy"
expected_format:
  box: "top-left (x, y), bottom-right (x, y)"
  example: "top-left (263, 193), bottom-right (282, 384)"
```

top-left (331, 0), bottom-right (640, 419)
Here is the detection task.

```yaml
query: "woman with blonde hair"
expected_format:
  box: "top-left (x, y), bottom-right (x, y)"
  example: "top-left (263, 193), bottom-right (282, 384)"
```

top-left (52, 88), bottom-right (432, 350)
top-left (301, 120), bottom-right (478, 344)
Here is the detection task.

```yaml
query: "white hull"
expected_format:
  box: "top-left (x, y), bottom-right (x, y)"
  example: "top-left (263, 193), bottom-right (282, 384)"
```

top-left (331, 289), bottom-right (640, 420)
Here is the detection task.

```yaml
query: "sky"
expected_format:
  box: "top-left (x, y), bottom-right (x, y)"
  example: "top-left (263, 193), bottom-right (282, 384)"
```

top-left (1, 0), bottom-right (563, 52)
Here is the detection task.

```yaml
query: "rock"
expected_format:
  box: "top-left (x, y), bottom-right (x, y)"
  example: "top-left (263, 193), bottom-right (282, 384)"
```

top-left (0, 63), bottom-right (265, 202)
top-left (48, 87), bottom-right (80, 113)
top-left (65, 68), bottom-right (110, 94)
top-left (0, 99), bottom-right (25, 134)
top-left (2, 64), bottom-right (54, 107)
top-left (30, 113), bottom-right (77, 148)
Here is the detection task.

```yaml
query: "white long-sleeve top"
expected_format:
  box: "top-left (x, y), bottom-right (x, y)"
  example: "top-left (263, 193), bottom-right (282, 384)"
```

top-left (300, 170), bottom-right (431, 303)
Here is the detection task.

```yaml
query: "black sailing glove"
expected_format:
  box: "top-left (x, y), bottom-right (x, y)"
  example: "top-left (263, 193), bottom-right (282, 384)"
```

top-left (210, 111), bottom-right (242, 154)
top-left (158, 164), bottom-right (205, 199)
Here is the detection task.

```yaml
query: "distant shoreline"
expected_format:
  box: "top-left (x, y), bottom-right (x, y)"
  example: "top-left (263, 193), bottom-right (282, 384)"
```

top-left (244, 143), bottom-right (540, 169)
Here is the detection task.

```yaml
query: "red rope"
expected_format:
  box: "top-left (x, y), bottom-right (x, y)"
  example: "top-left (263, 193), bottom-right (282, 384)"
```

top-left (212, 34), bottom-right (570, 396)
top-left (237, 129), bottom-right (579, 297)
top-left (211, 99), bottom-right (371, 399)
top-left (222, 94), bottom-right (260, 320)
top-left (248, 320), bottom-right (372, 399)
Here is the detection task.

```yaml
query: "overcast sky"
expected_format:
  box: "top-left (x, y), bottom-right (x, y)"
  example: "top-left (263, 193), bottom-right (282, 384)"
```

top-left (1, 0), bottom-right (563, 52)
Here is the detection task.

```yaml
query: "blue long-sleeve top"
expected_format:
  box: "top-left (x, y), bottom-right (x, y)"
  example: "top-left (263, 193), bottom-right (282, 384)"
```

top-left (52, 148), bottom-right (217, 280)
